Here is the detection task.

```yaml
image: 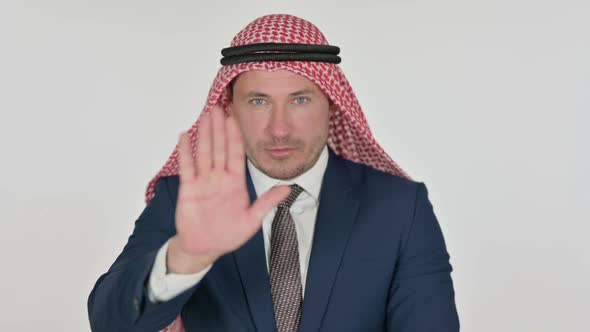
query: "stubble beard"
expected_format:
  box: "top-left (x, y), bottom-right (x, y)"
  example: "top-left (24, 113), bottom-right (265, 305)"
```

top-left (246, 134), bottom-right (327, 180)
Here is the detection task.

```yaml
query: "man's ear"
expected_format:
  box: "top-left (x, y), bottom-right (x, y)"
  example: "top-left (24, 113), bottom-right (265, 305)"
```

top-left (329, 100), bottom-right (337, 113)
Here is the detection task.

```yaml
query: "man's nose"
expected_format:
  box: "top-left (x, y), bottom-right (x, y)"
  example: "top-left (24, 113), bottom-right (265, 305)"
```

top-left (265, 104), bottom-right (292, 138)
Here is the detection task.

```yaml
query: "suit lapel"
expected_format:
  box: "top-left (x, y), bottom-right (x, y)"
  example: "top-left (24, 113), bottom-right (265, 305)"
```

top-left (232, 166), bottom-right (277, 331)
top-left (299, 149), bottom-right (361, 331)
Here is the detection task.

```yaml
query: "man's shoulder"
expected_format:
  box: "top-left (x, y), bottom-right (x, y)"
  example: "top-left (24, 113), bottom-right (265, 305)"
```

top-left (158, 174), bottom-right (180, 186)
top-left (337, 157), bottom-right (426, 226)
top-left (339, 157), bottom-right (422, 198)
top-left (153, 175), bottom-right (180, 202)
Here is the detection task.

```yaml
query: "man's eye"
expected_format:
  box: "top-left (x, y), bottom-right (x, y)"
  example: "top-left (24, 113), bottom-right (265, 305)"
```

top-left (250, 98), bottom-right (266, 105)
top-left (294, 96), bottom-right (308, 104)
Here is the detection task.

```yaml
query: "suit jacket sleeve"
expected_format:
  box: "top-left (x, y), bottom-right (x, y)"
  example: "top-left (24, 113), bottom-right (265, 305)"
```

top-left (88, 176), bottom-right (198, 332)
top-left (386, 182), bottom-right (460, 331)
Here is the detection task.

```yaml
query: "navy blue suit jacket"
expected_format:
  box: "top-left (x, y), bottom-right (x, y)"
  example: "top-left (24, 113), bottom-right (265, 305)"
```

top-left (88, 149), bottom-right (459, 331)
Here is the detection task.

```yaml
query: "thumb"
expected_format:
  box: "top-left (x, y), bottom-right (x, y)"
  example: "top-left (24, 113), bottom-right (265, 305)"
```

top-left (247, 185), bottom-right (291, 228)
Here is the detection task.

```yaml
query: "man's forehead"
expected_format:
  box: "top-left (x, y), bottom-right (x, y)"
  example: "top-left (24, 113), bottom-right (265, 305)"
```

top-left (232, 69), bottom-right (321, 94)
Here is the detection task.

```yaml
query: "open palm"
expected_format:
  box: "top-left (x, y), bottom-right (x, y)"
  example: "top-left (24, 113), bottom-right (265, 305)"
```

top-left (174, 106), bottom-right (290, 262)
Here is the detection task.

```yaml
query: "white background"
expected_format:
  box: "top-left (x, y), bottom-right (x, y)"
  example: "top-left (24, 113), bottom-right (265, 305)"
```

top-left (0, 0), bottom-right (588, 331)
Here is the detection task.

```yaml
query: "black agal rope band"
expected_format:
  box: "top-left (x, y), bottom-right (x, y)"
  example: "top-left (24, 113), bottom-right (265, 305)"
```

top-left (220, 43), bottom-right (341, 65)
top-left (221, 43), bottom-right (340, 56)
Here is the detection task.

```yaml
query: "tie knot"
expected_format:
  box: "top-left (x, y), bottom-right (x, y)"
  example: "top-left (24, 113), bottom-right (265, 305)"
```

top-left (278, 184), bottom-right (304, 209)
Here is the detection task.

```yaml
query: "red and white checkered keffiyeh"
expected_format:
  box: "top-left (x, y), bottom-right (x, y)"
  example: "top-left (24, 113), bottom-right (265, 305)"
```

top-left (148, 14), bottom-right (412, 332)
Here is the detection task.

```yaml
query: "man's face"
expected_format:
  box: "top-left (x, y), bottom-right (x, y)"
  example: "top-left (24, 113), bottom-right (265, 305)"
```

top-left (228, 69), bottom-right (333, 180)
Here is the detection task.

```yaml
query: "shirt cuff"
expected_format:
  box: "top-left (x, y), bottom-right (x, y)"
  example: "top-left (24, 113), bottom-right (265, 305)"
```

top-left (147, 238), bottom-right (212, 303)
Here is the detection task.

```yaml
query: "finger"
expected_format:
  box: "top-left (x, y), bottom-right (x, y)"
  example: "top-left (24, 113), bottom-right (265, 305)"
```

top-left (196, 111), bottom-right (212, 176)
top-left (177, 132), bottom-right (196, 183)
top-left (247, 185), bottom-right (291, 230)
top-left (226, 115), bottom-right (246, 176)
top-left (211, 106), bottom-right (226, 170)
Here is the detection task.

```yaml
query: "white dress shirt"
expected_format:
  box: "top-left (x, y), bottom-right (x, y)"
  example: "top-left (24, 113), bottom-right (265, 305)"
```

top-left (147, 146), bottom-right (329, 303)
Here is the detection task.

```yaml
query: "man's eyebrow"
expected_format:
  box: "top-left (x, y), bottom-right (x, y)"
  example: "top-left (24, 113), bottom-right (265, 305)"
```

top-left (289, 89), bottom-right (316, 96)
top-left (243, 91), bottom-right (269, 99)
top-left (242, 89), bottom-right (317, 99)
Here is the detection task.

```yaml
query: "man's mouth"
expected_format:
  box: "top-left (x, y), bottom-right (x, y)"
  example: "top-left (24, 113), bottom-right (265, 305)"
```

top-left (267, 147), bottom-right (296, 158)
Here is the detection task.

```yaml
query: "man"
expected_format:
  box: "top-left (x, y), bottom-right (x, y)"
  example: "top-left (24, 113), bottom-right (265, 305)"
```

top-left (88, 14), bottom-right (459, 332)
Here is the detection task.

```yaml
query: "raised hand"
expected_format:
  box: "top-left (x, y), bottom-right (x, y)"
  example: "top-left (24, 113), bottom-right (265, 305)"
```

top-left (167, 106), bottom-right (290, 274)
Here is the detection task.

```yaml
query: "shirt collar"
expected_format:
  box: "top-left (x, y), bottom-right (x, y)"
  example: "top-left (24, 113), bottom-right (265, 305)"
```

top-left (247, 145), bottom-right (328, 201)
